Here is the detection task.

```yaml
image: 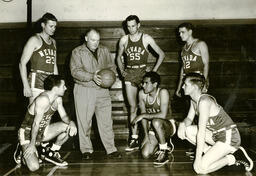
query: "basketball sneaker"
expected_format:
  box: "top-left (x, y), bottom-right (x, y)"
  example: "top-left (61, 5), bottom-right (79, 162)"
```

top-left (153, 150), bottom-right (169, 166)
top-left (40, 144), bottom-right (68, 167)
top-left (125, 138), bottom-right (139, 152)
top-left (234, 146), bottom-right (253, 172)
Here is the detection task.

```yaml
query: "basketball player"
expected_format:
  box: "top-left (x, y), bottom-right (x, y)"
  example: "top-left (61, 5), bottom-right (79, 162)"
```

top-left (177, 73), bottom-right (253, 174)
top-left (70, 29), bottom-right (121, 160)
top-left (19, 13), bottom-right (58, 104)
top-left (117, 15), bottom-right (165, 151)
top-left (132, 72), bottom-right (176, 165)
top-left (15, 75), bottom-right (77, 171)
top-left (175, 22), bottom-right (209, 97)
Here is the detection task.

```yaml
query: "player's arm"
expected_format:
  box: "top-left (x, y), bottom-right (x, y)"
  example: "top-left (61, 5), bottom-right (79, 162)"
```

top-left (24, 96), bottom-right (48, 158)
top-left (194, 97), bottom-right (211, 169)
top-left (56, 97), bottom-right (77, 136)
top-left (177, 100), bottom-right (196, 140)
top-left (133, 89), bottom-right (169, 124)
top-left (145, 34), bottom-right (165, 72)
top-left (52, 39), bottom-right (58, 75)
top-left (70, 49), bottom-right (94, 82)
top-left (116, 36), bottom-right (127, 76)
top-left (198, 41), bottom-right (209, 80)
top-left (137, 90), bottom-right (149, 136)
top-left (19, 36), bottom-right (38, 97)
top-left (175, 67), bottom-right (184, 97)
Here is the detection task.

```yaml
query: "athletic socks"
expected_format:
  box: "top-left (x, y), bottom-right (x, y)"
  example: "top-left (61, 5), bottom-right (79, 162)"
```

top-left (51, 143), bottom-right (61, 151)
top-left (131, 135), bottom-right (138, 139)
top-left (159, 143), bottom-right (168, 150)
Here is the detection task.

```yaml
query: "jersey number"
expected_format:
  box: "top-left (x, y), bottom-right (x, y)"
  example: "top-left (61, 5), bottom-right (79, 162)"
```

top-left (130, 53), bottom-right (140, 61)
top-left (184, 61), bottom-right (190, 69)
top-left (46, 56), bottom-right (55, 64)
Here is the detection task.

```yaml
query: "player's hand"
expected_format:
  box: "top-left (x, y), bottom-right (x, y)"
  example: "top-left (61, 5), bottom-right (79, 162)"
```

top-left (131, 115), bottom-right (144, 125)
top-left (93, 70), bottom-right (102, 86)
top-left (24, 143), bottom-right (37, 159)
top-left (146, 67), bottom-right (151, 72)
top-left (177, 122), bottom-right (186, 140)
top-left (23, 85), bottom-right (32, 97)
top-left (68, 121), bottom-right (77, 136)
top-left (121, 70), bottom-right (127, 77)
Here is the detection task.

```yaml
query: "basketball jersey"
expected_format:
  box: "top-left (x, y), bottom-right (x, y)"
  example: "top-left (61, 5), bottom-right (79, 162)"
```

top-left (30, 35), bottom-right (56, 73)
top-left (125, 33), bottom-right (149, 66)
top-left (196, 94), bottom-right (235, 132)
top-left (21, 93), bottom-right (57, 133)
top-left (145, 88), bottom-right (161, 114)
top-left (181, 40), bottom-right (204, 75)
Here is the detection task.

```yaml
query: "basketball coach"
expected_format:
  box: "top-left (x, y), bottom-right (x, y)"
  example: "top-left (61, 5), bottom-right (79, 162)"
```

top-left (70, 29), bottom-right (121, 159)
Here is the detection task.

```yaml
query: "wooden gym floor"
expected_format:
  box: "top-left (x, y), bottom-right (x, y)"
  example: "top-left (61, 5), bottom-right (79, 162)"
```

top-left (0, 138), bottom-right (255, 176)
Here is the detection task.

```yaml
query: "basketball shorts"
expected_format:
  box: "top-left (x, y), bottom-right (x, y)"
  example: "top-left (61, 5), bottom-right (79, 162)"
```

top-left (28, 71), bottom-right (53, 90)
top-left (18, 126), bottom-right (48, 146)
top-left (124, 68), bottom-right (146, 87)
top-left (212, 127), bottom-right (241, 150)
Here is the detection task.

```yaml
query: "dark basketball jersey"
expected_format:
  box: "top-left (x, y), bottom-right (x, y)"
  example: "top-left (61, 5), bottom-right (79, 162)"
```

top-left (181, 40), bottom-right (204, 75)
top-left (30, 35), bottom-right (56, 73)
top-left (21, 94), bottom-right (57, 134)
top-left (196, 94), bottom-right (235, 132)
top-left (125, 34), bottom-right (149, 66)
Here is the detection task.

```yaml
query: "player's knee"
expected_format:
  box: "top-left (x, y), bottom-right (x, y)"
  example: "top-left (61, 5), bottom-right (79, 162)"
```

top-left (28, 162), bottom-right (40, 172)
top-left (61, 122), bottom-right (69, 132)
top-left (152, 119), bottom-right (162, 129)
top-left (193, 163), bottom-right (208, 174)
top-left (185, 126), bottom-right (194, 138)
top-left (141, 150), bottom-right (151, 159)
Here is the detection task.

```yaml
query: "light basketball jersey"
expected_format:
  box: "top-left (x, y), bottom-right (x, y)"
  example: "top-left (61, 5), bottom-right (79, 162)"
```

top-left (125, 33), bottom-right (149, 66)
top-left (21, 93), bottom-right (57, 130)
top-left (196, 94), bottom-right (235, 132)
top-left (145, 88), bottom-right (161, 114)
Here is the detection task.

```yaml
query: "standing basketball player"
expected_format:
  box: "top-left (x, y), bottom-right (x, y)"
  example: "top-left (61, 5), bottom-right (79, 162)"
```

top-left (15, 75), bottom-right (77, 171)
top-left (132, 72), bottom-right (176, 166)
top-left (117, 15), bottom-right (165, 151)
top-left (175, 22), bottom-right (209, 97)
top-left (70, 29), bottom-right (121, 159)
top-left (177, 73), bottom-right (253, 174)
top-left (19, 13), bottom-right (58, 104)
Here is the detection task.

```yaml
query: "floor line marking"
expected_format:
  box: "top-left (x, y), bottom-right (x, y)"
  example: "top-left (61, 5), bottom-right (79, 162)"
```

top-left (3, 164), bottom-right (21, 176)
top-left (66, 161), bottom-right (193, 165)
top-left (46, 151), bottom-right (71, 176)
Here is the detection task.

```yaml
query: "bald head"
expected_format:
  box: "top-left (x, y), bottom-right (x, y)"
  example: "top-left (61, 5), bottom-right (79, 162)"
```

top-left (85, 29), bottom-right (100, 51)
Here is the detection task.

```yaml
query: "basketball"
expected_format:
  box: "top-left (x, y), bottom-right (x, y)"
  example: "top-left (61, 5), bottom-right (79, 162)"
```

top-left (98, 69), bottom-right (116, 88)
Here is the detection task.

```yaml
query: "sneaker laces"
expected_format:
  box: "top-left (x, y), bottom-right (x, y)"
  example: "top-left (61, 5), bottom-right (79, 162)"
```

top-left (53, 151), bottom-right (65, 162)
top-left (156, 150), bottom-right (165, 161)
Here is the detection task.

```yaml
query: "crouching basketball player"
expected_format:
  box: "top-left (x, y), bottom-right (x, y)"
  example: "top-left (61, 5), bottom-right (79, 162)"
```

top-left (177, 73), bottom-right (253, 174)
top-left (15, 75), bottom-right (77, 172)
top-left (132, 72), bottom-right (176, 166)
